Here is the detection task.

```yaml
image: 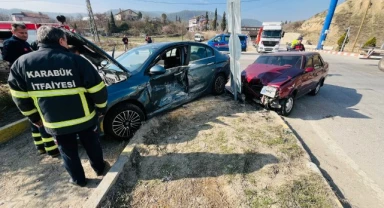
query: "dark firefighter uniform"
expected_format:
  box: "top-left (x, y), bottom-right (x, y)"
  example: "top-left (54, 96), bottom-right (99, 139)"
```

top-left (7, 43), bottom-right (108, 136)
top-left (2, 35), bottom-right (59, 156)
top-left (8, 43), bottom-right (108, 184)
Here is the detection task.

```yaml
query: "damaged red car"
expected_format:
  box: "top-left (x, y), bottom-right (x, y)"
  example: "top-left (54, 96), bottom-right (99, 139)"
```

top-left (242, 52), bottom-right (329, 116)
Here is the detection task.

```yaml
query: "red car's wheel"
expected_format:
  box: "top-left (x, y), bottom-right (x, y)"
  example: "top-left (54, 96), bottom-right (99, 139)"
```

top-left (280, 96), bottom-right (294, 116)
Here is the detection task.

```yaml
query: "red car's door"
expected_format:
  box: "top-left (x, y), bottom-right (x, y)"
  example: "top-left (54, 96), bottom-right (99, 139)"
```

top-left (312, 54), bottom-right (325, 85)
top-left (297, 55), bottom-right (315, 97)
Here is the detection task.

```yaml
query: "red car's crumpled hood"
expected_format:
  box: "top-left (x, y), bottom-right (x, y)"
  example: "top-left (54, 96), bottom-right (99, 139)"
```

top-left (242, 63), bottom-right (303, 86)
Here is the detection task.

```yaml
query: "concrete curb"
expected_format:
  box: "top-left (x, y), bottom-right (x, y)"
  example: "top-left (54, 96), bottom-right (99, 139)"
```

top-left (0, 118), bottom-right (29, 144)
top-left (269, 112), bottom-right (343, 208)
top-left (307, 49), bottom-right (359, 57)
top-left (83, 144), bottom-right (138, 208)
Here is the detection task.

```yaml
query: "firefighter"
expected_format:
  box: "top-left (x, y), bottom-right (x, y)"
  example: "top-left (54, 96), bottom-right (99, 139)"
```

top-left (2, 23), bottom-right (59, 157)
top-left (8, 26), bottom-right (109, 187)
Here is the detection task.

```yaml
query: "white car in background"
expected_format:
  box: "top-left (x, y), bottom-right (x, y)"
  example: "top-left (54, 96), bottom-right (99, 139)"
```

top-left (194, 33), bottom-right (205, 42)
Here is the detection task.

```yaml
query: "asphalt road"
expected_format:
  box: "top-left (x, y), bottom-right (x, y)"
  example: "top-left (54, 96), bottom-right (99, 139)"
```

top-left (239, 52), bottom-right (384, 208)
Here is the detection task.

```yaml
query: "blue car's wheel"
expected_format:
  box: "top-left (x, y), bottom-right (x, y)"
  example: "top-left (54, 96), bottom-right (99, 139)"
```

top-left (104, 103), bottom-right (145, 140)
top-left (212, 74), bottom-right (226, 95)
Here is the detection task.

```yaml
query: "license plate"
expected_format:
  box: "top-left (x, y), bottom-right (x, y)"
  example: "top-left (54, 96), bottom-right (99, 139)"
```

top-left (260, 86), bottom-right (277, 98)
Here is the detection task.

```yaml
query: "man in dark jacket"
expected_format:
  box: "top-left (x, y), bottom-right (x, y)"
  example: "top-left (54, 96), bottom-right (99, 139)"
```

top-left (122, 35), bottom-right (128, 51)
top-left (2, 23), bottom-right (32, 65)
top-left (8, 26), bottom-right (109, 187)
top-left (2, 23), bottom-right (59, 157)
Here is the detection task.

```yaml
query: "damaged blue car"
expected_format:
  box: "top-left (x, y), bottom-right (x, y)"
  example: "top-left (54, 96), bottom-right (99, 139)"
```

top-left (65, 31), bottom-right (230, 140)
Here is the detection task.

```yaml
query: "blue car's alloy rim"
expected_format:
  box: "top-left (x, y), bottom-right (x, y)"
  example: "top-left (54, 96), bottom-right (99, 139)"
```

top-left (112, 110), bottom-right (141, 137)
top-left (215, 76), bottom-right (225, 93)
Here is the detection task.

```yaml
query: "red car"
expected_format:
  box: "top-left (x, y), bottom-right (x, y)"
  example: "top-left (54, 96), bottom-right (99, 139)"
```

top-left (241, 52), bottom-right (329, 116)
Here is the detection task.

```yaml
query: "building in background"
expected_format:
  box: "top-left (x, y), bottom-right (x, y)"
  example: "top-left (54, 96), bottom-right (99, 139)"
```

top-left (188, 15), bottom-right (209, 32)
top-left (115, 9), bottom-right (139, 21)
top-left (11, 12), bottom-right (50, 23)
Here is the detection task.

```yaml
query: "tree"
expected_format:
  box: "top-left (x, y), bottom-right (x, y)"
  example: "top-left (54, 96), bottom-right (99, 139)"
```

top-left (138, 11), bottom-right (143, 19)
top-left (337, 32), bottom-right (349, 50)
top-left (285, 20), bottom-right (288, 24)
top-left (73, 23), bottom-right (78, 30)
top-left (176, 15), bottom-right (178, 22)
top-left (179, 17), bottom-right (181, 23)
top-left (119, 22), bottom-right (129, 32)
top-left (212, 8), bottom-right (217, 31)
top-left (221, 12), bottom-right (227, 32)
top-left (363, 37), bottom-right (377, 48)
top-left (161, 13), bottom-right (167, 24)
top-left (205, 12), bottom-right (209, 31)
top-left (109, 12), bottom-right (117, 33)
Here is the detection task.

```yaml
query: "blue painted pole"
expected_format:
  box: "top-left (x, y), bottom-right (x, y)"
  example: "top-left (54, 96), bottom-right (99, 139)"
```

top-left (316, 0), bottom-right (339, 50)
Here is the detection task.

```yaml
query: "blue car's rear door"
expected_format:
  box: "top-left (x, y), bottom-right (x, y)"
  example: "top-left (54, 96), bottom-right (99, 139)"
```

top-left (186, 44), bottom-right (216, 94)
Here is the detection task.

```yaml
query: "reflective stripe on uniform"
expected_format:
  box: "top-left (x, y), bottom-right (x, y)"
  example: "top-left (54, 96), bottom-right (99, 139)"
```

top-left (28, 88), bottom-right (86, 97)
top-left (95, 101), bottom-right (107, 108)
top-left (45, 144), bottom-right (58, 151)
top-left (21, 108), bottom-right (38, 116)
top-left (34, 140), bottom-right (44, 145)
top-left (29, 87), bottom-right (97, 129)
top-left (43, 111), bottom-right (96, 129)
top-left (87, 81), bottom-right (105, 93)
top-left (79, 92), bottom-right (90, 116)
top-left (42, 137), bottom-right (54, 142)
top-left (32, 133), bottom-right (41, 137)
top-left (10, 89), bottom-right (30, 98)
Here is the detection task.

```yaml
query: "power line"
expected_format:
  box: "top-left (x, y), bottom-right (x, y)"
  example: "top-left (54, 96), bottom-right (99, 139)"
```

top-left (130, 0), bottom-right (261, 5)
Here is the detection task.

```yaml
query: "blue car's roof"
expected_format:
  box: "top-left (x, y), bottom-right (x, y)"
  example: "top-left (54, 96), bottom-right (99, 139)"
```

top-left (134, 41), bottom-right (210, 50)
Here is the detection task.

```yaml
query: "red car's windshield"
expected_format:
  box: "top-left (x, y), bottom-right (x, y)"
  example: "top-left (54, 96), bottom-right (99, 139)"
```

top-left (255, 55), bottom-right (303, 69)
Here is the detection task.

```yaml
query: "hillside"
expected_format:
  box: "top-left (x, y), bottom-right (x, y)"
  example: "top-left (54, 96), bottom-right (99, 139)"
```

top-left (284, 0), bottom-right (384, 51)
top-left (0, 8), bottom-right (86, 20)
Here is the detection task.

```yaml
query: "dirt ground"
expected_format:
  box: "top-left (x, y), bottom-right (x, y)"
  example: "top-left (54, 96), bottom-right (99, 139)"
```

top-left (0, 131), bottom-right (127, 208)
top-left (101, 96), bottom-right (339, 208)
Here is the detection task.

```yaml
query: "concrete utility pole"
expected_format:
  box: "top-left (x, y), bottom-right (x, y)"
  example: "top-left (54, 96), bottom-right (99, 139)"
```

top-left (85, 0), bottom-right (100, 43)
top-left (340, 27), bottom-right (350, 52)
top-left (316, 0), bottom-right (338, 50)
top-left (351, 0), bottom-right (371, 52)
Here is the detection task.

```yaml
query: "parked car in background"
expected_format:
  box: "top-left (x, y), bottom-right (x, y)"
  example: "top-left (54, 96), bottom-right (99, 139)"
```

top-left (207, 33), bottom-right (248, 52)
top-left (241, 52), bottom-right (329, 116)
top-left (194, 33), bottom-right (205, 42)
top-left (63, 30), bottom-right (230, 140)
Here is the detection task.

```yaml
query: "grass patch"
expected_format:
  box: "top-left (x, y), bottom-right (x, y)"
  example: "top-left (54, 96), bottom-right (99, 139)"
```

top-left (0, 84), bottom-right (14, 110)
top-left (262, 137), bottom-right (286, 147)
top-left (281, 144), bottom-right (304, 160)
top-left (277, 174), bottom-right (334, 208)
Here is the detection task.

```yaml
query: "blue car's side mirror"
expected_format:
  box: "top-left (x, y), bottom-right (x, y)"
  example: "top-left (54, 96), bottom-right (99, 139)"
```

top-left (149, 65), bottom-right (166, 75)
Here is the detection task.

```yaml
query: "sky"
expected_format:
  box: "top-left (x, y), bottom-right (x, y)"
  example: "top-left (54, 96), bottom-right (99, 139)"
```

top-left (0, 0), bottom-right (346, 21)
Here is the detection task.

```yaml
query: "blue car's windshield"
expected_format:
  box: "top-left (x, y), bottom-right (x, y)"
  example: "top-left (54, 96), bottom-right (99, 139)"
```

top-left (106, 45), bottom-right (159, 73)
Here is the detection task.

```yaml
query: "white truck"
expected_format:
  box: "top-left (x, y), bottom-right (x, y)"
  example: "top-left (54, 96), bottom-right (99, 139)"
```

top-left (256, 22), bottom-right (284, 53)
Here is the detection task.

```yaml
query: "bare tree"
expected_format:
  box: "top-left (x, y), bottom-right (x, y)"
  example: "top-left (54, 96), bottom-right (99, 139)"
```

top-left (0, 14), bottom-right (11, 21)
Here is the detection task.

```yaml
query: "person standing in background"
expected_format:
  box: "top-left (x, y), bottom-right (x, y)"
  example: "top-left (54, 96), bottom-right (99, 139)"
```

top-left (122, 35), bottom-right (129, 51)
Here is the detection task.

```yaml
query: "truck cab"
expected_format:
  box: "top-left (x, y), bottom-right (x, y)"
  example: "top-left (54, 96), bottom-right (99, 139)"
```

top-left (255, 22), bottom-right (284, 53)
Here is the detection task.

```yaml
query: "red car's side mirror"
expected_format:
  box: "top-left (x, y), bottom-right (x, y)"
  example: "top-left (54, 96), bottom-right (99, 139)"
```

top-left (305, 67), bottom-right (314, 73)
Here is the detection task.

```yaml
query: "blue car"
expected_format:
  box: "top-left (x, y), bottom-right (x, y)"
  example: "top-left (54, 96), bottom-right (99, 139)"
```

top-left (65, 31), bottom-right (230, 140)
top-left (207, 33), bottom-right (248, 52)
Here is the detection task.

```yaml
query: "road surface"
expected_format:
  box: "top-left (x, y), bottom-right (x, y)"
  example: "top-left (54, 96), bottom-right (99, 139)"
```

top-left (239, 52), bottom-right (383, 208)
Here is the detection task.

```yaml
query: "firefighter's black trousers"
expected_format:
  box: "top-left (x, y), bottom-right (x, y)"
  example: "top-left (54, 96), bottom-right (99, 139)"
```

top-left (54, 125), bottom-right (105, 184)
